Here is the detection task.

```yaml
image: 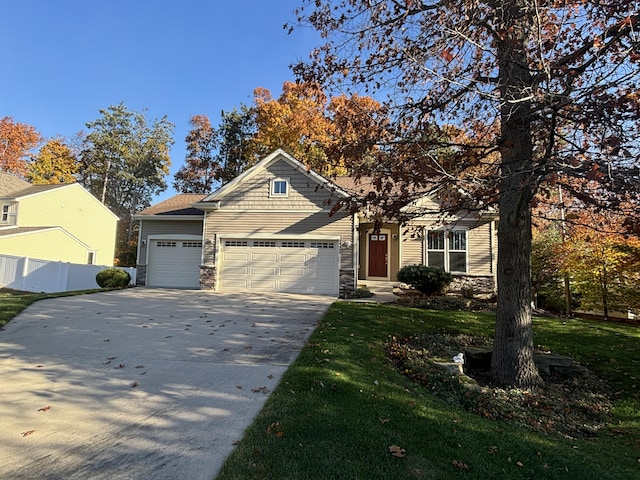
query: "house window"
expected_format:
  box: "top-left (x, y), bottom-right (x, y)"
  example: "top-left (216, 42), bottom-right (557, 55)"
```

top-left (271, 178), bottom-right (289, 196)
top-left (87, 252), bottom-right (96, 265)
top-left (1, 205), bottom-right (9, 223)
top-left (426, 229), bottom-right (467, 273)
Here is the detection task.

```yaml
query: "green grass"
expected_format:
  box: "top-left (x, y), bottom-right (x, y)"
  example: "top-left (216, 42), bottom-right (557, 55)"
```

top-left (0, 288), bottom-right (104, 328)
top-left (216, 302), bottom-right (640, 480)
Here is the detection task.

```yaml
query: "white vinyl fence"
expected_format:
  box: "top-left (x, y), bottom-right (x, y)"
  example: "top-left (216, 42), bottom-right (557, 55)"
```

top-left (0, 254), bottom-right (136, 293)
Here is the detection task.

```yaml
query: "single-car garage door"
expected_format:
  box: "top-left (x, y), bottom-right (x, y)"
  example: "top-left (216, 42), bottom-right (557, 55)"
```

top-left (219, 238), bottom-right (339, 296)
top-left (147, 239), bottom-right (202, 288)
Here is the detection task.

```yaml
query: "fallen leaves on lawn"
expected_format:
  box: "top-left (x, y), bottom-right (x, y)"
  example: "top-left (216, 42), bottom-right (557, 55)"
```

top-left (453, 460), bottom-right (469, 470)
top-left (389, 445), bottom-right (406, 457)
top-left (267, 422), bottom-right (284, 437)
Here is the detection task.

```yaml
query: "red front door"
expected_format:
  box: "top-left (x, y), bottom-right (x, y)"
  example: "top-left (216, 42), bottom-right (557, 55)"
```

top-left (368, 233), bottom-right (388, 277)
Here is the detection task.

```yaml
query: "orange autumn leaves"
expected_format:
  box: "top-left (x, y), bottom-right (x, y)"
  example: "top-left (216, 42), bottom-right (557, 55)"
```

top-left (0, 116), bottom-right (42, 175)
top-left (251, 81), bottom-right (387, 176)
top-left (1, 116), bottom-right (78, 184)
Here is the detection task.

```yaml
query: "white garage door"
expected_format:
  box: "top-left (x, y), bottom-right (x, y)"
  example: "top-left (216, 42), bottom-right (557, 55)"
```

top-left (147, 239), bottom-right (202, 288)
top-left (219, 239), bottom-right (340, 296)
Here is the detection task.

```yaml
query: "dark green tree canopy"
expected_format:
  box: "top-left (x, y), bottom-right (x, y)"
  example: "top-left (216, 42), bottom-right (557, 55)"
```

top-left (80, 102), bottom-right (174, 217)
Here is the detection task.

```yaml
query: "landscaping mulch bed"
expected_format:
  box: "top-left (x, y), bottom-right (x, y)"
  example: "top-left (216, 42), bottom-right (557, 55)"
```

top-left (385, 332), bottom-right (614, 439)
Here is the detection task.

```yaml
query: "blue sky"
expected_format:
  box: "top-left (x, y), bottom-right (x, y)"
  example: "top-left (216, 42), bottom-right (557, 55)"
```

top-left (0, 0), bottom-right (320, 202)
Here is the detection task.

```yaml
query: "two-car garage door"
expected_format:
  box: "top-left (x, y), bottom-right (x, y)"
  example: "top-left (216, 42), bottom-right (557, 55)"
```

top-left (218, 238), bottom-right (340, 296)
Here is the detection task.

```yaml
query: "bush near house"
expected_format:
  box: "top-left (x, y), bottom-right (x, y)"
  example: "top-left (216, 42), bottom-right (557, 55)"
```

top-left (95, 268), bottom-right (131, 289)
top-left (396, 264), bottom-right (453, 295)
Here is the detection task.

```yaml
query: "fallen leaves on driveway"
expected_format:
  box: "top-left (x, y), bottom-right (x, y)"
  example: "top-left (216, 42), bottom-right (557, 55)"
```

top-left (21, 430), bottom-right (35, 437)
top-left (251, 386), bottom-right (271, 394)
top-left (37, 406), bottom-right (51, 412)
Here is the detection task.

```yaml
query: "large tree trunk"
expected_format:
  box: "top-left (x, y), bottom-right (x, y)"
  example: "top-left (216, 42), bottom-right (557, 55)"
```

top-left (490, 0), bottom-right (543, 389)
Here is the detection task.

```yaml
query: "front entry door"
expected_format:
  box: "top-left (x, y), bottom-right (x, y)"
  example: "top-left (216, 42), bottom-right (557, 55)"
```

top-left (368, 233), bottom-right (388, 277)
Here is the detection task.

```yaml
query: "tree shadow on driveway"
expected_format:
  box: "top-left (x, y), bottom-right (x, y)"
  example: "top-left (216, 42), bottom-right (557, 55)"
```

top-left (0, 288), bottom-right (334, 480)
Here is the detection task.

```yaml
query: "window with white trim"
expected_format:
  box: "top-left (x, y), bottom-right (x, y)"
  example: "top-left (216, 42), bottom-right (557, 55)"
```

top-left (1, 203), bottom-right (17, 224)
top-left (271, 178), bottom-right (289, 196)
top-left (426, 229), bottom-right (467, 273)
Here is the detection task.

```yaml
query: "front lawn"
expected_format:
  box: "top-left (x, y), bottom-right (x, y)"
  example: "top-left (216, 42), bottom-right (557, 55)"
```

top-left (0, 288), bottom-right (103, 328)
top-left (216, 302), bottom-right (640, 480)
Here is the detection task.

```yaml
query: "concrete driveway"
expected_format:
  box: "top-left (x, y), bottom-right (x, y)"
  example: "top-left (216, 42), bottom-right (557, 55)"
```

top-left (0, 288), bottom-right (334, 480)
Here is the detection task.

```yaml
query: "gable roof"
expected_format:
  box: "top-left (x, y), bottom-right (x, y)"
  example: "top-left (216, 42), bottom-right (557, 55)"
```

top-left (136, 194), bottom-right (207, 217)
top-left (0, 173), bottom-right (31, 197)
top-left (197, 149), bottom-right (350, 205)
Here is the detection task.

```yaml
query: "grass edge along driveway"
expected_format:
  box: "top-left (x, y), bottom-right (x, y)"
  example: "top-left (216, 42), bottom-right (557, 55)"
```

top-left (216, 301), bottom-right (640, 480)
top-left (0, 288), bottom-right (102, 329)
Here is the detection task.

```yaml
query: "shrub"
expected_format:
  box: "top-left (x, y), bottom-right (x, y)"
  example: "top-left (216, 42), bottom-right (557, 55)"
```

top-left (396, 264), bottom-right (453, 295)
top-left (96, 268), bottom-right (131, 289)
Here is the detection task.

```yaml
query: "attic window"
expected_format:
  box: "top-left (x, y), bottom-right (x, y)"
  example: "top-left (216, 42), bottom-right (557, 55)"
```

top-left (271, 178), bottom-right (289, 197)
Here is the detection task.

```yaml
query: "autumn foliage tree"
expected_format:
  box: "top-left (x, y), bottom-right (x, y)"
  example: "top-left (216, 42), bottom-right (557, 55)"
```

top-left (560, 211), bottom-right (640, 320)
top-left (173, 115), bottom-right (219, 193)
top-left (0, 116), bottom-right (41, 175)
top-left (173, 108), bottom-right (255, 193)
top-left (27, 138), bottom-right (79, 184)
top-left (292, 1), bottom-right (640, 388)
top-left (250, 81), bottom-right (386, 175)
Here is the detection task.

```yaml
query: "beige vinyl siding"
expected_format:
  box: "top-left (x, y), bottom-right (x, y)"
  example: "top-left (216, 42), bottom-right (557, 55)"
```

top-left (139, 219), bottom-right (203, 264)
top-left (467, 221), bottom-right (495, 276)
top-left (204, 211), bottom-right (354, 269)
top-left (219, 160), bottom-right (341, 210)
top-left (401, 226), bottom-right (423, 267)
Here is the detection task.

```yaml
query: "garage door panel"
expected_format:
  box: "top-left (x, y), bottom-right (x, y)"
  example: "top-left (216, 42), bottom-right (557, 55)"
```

top-left (220, 278), bottom-right (250, 289)
top-left (148, 240), bottom-right (202, 288)
top-left (219, 239), bottom-right (339, 296)
top-left (223, 252), bottom-right (251, 262)
top-left (250, 252), bottom-right (279, 262)
top-left (279, 266), bottom-right (306, 276)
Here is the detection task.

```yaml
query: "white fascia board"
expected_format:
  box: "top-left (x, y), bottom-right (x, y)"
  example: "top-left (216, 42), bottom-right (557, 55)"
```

top-left (134, 215), bottom-right (204, 221)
